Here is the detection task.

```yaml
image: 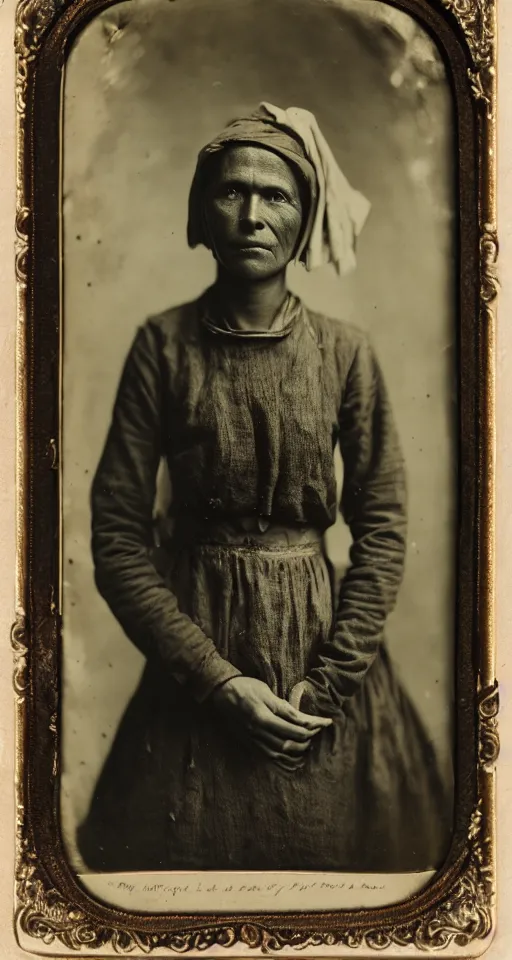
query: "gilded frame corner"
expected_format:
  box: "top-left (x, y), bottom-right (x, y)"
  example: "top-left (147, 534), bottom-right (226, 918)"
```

top-left (13, 0), bottom-right (499, 954)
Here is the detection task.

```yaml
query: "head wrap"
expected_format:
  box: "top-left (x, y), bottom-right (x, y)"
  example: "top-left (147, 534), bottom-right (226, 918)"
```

top-left (187, 103), bottom-right (370, 276)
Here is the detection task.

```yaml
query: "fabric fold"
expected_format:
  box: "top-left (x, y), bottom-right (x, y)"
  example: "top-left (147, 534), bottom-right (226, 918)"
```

top-left (188, 102), bottom-right (370, 276)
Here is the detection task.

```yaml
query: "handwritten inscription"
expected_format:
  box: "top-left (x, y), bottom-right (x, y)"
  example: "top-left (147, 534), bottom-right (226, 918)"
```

top-left (80, 870), bottom-right (433, 913)
top-left (107, 878), bottom-right (386, 897)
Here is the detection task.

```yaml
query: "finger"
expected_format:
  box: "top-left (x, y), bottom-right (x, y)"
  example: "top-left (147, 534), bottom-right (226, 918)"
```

top-left (271, 696), bottom-right (333, 730)
top-left (282, 738), bottom-right (312, 757)
top-left (258, 743), bottom-right (303, 766)
top-left (257, 743), bottom-right (305, 770)
top-left (274, 759), bottom-right (304, 772)
top-left (254, 730), bottom-right (311, 756)
top-left (254, 709), bottom-right (318, 742)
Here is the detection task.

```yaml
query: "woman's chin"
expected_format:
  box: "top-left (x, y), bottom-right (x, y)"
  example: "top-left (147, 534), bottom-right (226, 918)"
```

top-left (221, 260), bottom-right (283, 282)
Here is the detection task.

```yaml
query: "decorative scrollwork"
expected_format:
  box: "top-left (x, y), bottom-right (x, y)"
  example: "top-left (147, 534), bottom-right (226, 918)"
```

top-left (15, 205), bottom-right (30, 287)
top-left (15, 800), bottom-right (494, 954)
top-left (440, 0), bottom-right (495, 116)
top-left (478, 681), bottom-right (500, 771)
top-left (11, 612), bottom-right (28, 701)
top-left (411, 808), bottom-right (493, 951)
top-left (15, 0), bottom-right (58, 123)
top-left (480, 225), bottom-right (499, 305)
top-left (13, 0), bottom-right (497, 954)
top-left (15, 0), bottom-right (57, 60)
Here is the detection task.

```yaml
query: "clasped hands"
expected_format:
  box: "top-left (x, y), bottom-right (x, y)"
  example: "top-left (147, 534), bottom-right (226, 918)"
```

top-left (211, 676), bottom-right (332, 772)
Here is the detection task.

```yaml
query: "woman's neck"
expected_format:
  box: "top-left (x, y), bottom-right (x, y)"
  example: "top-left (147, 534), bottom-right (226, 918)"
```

top-left (213, 269), bottom-right (288, 331)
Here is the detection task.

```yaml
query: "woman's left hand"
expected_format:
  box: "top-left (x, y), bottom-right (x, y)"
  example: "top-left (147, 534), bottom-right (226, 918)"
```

top-left (211, 676), bottom-right (330, 772)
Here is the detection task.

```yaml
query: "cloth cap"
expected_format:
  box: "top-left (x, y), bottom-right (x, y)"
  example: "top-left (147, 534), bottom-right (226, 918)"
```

top-left (187, 103), bottom-right (370, 276)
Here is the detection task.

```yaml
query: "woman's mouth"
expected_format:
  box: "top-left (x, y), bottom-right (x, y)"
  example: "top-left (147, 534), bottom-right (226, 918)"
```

top-left (233, 244), bottom-right (272, 256)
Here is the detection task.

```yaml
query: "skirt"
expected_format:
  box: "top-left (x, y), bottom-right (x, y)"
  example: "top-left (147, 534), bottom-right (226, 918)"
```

top-left (77, 524), bottom-right (453, 873)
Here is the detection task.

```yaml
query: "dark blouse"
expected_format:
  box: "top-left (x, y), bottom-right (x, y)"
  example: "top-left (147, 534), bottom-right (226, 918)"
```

top-left (91, 295), bottom-right (407, 717)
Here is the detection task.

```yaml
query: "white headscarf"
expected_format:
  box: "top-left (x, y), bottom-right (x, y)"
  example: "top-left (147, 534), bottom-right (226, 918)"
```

top-left (260, 102), bottom-right (371, 276)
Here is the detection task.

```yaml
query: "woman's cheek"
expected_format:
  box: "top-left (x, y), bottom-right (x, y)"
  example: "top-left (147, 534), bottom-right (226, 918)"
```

top-left (278, 213), bottom-right (303, 253)
top-left (210, 201), bottom-right (238, 230)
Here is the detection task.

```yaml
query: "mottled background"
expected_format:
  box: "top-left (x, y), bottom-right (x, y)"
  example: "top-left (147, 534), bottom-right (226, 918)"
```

top-left (60, 0), bottom-right (456, 872)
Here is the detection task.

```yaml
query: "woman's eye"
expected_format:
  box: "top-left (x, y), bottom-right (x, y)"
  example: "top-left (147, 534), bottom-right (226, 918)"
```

top-left (224, 186), bottom-right (241, 200)
top-left (268, 191), bottom-right (287, 203)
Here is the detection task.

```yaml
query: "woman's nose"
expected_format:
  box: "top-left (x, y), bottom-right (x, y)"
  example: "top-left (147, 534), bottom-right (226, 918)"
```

top-left (240, 194), bottom-right (264, 231)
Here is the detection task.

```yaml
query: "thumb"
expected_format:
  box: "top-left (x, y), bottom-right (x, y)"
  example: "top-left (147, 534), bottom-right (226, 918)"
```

top-left (272, 693), bottom-right (332, 729)
top-left (289, 681), bottom-right (332, 727)
top-left (289, 680), bottom-right (308, 710)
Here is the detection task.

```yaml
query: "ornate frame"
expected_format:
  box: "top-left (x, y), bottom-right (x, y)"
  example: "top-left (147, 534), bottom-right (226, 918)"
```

top-left (13, 0), bottom-right (498, 954)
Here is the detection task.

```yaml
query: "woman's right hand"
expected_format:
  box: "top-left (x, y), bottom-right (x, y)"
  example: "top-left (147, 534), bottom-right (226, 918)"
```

top-left (211, 676), bottom-right (332, 771)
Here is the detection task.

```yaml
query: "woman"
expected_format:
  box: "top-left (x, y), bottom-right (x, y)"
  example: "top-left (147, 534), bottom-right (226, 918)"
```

top-left (78, 103), bottom-right (451, 873)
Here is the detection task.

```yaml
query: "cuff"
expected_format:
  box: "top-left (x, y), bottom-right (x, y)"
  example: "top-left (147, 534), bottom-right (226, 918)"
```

top-left (191, 653), bottom-right (242, 703)
top-left (298, 676), bottom-right (347, 718)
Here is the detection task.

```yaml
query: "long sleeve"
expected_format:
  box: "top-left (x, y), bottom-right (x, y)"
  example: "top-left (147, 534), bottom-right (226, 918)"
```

top-left (302, 333), bottom-right (407, 716)
top-left (91, 323), bottom-right (241, 702)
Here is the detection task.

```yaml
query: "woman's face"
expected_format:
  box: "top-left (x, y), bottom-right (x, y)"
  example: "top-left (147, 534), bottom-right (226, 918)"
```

top-left (204, 145), bottom-right (304, 280)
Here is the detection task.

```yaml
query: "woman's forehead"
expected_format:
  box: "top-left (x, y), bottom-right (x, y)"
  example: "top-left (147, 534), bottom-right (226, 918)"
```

top-left (214, 144), bottom-right (300, 191)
